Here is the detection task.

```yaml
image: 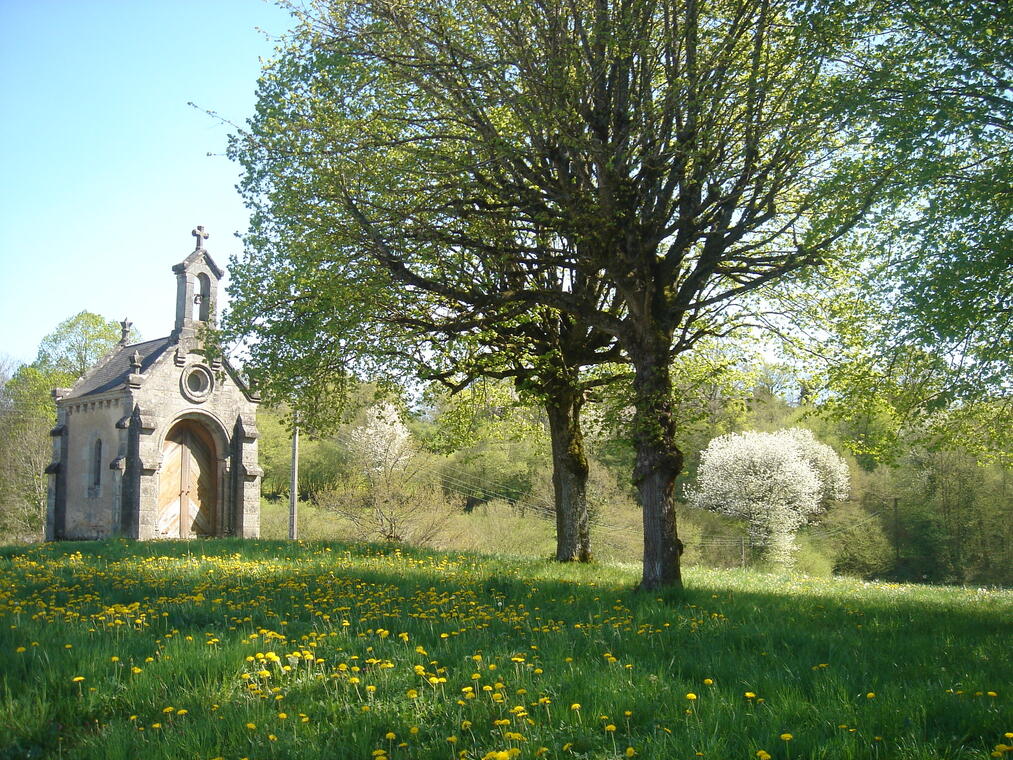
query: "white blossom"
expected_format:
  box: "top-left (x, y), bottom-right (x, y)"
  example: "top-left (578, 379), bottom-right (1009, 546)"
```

top-left (347, 402), bottom-right (415, 480)
top-left (688, 428), bottom-right (850, 566)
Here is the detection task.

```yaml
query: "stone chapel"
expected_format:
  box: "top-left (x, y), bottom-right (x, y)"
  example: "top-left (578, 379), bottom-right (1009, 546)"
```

top-left (45, 226), bottom-right (262, 540)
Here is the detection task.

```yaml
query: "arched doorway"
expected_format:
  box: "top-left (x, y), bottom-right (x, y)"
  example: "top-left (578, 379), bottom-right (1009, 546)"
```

top-left (156, 419), bottom-right (218, 537)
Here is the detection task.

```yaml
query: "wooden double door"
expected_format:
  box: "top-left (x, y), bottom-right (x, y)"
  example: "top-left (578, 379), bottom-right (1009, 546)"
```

top-left (156, 420), bottom-right (217, 537)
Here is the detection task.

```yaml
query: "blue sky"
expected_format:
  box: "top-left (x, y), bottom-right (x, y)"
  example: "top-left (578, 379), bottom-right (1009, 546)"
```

top-left (0, 0), bottom-right (298, 364)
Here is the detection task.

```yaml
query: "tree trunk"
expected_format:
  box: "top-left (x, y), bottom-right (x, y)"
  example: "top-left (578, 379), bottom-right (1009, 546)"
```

top-left (631, 339), bottom-right (684, 589)
top-left (545, 390), bottom-right (592, 562)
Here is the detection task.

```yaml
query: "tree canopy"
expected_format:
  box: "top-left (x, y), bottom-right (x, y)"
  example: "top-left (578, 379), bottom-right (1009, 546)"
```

top-left (35, 311), bottom-right (130, 377)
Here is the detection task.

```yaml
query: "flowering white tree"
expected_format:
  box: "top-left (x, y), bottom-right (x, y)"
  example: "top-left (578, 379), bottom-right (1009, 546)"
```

top-left (688, 429), bottom-right (850, 566)
top-left (328, 402), bottom-right (452, 543)
top-left (347, 402), bottom-right (416, 483)
top-left (785, 429), bottom-right (851, 507)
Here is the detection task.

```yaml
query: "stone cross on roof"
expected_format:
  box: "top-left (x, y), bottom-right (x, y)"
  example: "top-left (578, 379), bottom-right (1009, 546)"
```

top-left (192, 225), bottom-right (210, 251)
top-left (119, 318), bottom-right (132, 344)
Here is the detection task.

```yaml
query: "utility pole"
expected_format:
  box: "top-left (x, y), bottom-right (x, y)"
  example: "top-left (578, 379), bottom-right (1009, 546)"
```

top-left (289, 417), bottom-right (299, 540)
top-left (893, 496), bottom-right (900, 564)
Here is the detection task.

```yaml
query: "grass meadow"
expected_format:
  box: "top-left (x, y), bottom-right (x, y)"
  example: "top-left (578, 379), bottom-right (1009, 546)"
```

top-left (0, 537), bottom-right (1009, 760)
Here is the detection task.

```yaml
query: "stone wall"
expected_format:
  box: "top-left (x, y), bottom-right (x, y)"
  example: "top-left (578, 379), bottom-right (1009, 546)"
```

top-left (60, 394), bottom-right (132, 539)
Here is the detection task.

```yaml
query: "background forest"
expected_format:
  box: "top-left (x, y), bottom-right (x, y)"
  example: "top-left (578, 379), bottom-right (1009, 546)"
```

top-left (3, 312), bottom-right (1009, 586)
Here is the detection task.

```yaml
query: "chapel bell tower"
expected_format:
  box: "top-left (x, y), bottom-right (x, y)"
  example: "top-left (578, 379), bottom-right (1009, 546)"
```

top-left (172, 225), bottom-right (223, 340)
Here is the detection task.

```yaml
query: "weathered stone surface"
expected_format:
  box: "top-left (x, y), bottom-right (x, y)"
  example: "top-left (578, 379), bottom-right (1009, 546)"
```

top-left (45, 228), bottom-right (260, 541)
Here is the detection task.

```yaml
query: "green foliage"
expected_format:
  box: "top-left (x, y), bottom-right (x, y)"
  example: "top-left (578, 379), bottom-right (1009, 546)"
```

top-left (888, 449), bottom-right (1012, 586)
top-left (816, 502), bottom-right (894, 579)
top-left (587, 347), bottom-right (759, 483)
top-left (0, 539), bottom-right (1008, 759)
top-left (772, 0), bottom-right (1012, 463)
top-left (420, 381), bottom-right (546, 456)
top-left (0, 313), bottom-right (125, 541)
top-left (0, 364), bottom-right (56, 540)
top-left (231, 0), bottom-right (909, 589)
top-left (857, 0), bottom-right (1012, 393)
top-left (36, 311), bottom-right (130, 377)
top-left (251, 407), bottom-right (293, 497)
top-left (3, 362), bottom-right (75, 416)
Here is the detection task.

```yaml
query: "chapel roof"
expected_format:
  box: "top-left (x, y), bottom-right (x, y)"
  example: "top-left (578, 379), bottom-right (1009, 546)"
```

top-left (65, 337), bottom-right (172, 399)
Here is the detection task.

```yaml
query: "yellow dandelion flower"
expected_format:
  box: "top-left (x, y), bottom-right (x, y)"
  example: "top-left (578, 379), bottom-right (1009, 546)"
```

top-left (626, 748), bottom-right (637, 757)
top-left (71, 676), bottom-right (85, 683)
top-left (745, 692), bottom-right (756, 699)
top-left (278, 712), bottom-right (288, 720)
top-left (703, 678), bottom-right (713, 685)
top-left (686, 693), bottom-right (697, 701)
top-left (571, 703), bottom-right (581, 710)
top-left (780, 733), bottom-right (793, 741)
top-left (866, 692), bottom-right (876, 699)
top-left (385, 731), bottom-right (396, 740)
top-left (605, 724), bottom-right (617, 732)
top-left (246, 722), bottom-right (257, 730)
top-left (756, 751), bottom-right (772, 760)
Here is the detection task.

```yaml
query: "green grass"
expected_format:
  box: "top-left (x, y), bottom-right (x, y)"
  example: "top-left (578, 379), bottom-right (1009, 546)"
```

top-left (0, 539), bottom-right (1009, 760)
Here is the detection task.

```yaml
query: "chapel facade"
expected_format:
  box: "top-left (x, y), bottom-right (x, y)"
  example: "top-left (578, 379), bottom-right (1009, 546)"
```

top-left (45, 227), bottom-right (262, 540)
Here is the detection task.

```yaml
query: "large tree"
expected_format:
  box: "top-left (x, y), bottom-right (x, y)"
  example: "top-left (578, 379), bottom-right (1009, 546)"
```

top-left (235, 0), bottom-right (888, 587)
top-left (36, 311), bottom-right (128, 377)
top-left (228, 36), bottom-right (626, 562)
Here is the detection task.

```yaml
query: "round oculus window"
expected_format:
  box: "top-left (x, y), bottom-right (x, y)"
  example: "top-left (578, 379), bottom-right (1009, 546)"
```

top-left (181, 364), bottom-right (214, 402)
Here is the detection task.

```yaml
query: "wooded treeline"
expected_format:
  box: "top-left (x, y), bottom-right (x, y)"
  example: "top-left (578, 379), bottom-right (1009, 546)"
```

top-left (248, 365), bottom-right (1010, 587)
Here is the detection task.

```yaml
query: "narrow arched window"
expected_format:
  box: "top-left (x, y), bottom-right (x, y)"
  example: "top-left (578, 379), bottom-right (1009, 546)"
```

top-left (92, 439), bottom-right (102, 490)
top-left (195, 273), bottom-right (212, 321)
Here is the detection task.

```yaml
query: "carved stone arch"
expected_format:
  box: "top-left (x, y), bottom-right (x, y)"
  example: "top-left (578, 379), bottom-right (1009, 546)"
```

top-left (156, 409), bottom-right (231, 455)
top-left (154, 411), bottom-right (232, 538)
